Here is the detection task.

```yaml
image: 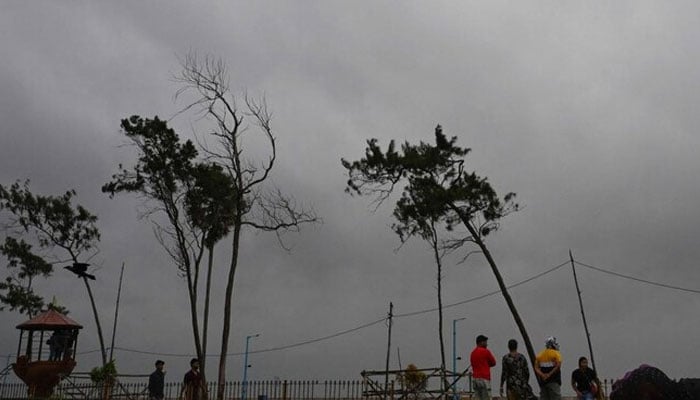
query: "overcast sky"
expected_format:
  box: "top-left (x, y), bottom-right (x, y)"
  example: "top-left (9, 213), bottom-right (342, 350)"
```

top-left (2, 1), bottom-right (700, 395)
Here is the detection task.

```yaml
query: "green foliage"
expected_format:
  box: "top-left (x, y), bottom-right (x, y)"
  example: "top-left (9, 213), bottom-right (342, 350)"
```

top-left (342, 125), bottom-right (519, 243)
top-left (0, 277), bottom-right (44, 315)
top-left (0, 181), bottom-right (100, 252)
top-left (343, 124), bottom-right (537, 367)
top-left (90, 359), bottom-right (117, 383)
top-left (46, 300), bottom-right (70, 315)
top-left (398, 364), bottom-right (428, 392)
top-left (185, 163), bottom-right (238, 248)
top-left (102, 116), bottom-right (198, 200)
top-left (0, 180), bottom-right (99, 316)
top-left (102, 115), bottom-right (237, 267)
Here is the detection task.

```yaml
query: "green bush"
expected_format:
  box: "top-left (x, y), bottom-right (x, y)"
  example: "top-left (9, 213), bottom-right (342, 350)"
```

top-left (90, 360), bottom-right (117, 383)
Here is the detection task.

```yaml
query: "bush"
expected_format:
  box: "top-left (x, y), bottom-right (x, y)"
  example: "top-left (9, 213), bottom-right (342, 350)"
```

top-left (90, 360), bottom-right (117, 383)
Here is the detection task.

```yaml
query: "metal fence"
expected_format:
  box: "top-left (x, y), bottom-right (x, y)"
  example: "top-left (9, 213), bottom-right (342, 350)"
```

top-left (0, 379), bottom-right (366, 400)
top-left (0, 377), bottom-right (618, 400)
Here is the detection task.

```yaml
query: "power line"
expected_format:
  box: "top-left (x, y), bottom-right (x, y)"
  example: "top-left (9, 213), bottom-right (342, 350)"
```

top-left (60, 258), bottom-right (697, 361)
top-left (5, 258), bottom-right (696, 360)
top-left (394, 260), bottom-right (570, 318)
top-left (4, 258), bottom-right (696, 361)
top-left (574, 260), bottom-right (700, 294)
top-left (107, 317), bottom-right (387, 358)
top-left (98, 260), bottom-right (571, 358)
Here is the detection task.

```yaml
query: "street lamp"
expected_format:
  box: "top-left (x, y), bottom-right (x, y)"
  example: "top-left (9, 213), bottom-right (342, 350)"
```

top-left (241, 333), bottom-right (260, 400)
top-left (452, 318), bottom-right (466, 400)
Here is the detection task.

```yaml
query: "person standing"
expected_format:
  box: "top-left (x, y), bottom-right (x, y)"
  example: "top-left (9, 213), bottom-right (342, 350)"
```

top-left (149, 360), bottom-right (166, 400)
top-left (500, 339), bottom-right (536, 400)
top-left (47, 332), bottom-right (61, 361)
top-left (535, 336), bottom-right (562, 400)
top-left (181, 358), bottom-right (203, 400)
top-left (571, 357), bottom-right (598, 400)
top-left (470, 334), bottom-right (496, 400)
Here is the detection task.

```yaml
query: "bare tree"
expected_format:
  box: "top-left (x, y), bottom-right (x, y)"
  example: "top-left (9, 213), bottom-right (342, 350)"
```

top-left (174, 53), bottom-right (319, 400)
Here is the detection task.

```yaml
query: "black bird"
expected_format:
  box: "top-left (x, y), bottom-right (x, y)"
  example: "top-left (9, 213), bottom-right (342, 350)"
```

top-left (64, 263), bottom-right (96, 280)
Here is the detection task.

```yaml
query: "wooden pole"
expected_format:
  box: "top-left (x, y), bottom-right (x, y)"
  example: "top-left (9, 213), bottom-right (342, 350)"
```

top-left (384, 302), bottom-right (393, 400)
top-left (569, 250), bottom-right (597, 370)
top-left (109, 263), bottom-right (126, 362)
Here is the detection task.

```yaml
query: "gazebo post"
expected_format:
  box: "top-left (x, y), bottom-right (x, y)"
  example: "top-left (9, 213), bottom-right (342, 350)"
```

top-left (38, 331), bottom-right (45, 361)
top-left (17, 331), bottom-right (23, 359)
top-left (25, 331), bottom-right (33, 359)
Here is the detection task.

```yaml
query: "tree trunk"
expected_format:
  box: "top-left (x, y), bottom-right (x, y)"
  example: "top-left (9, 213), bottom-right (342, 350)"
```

top-left (457, 218), bottom-right (536, 368)
top-left (82, 277), bottom-right (107, 366)
top-left (431, 238), bottom-right (448, 392)
top-left (185, 260), bottom-right (204, 366)
top-left (200, 245), bottom-right (215, 398)
top-left (217, 223), bottom-right (242, 400)
top-left (469, 231), bottom-right (536, 368)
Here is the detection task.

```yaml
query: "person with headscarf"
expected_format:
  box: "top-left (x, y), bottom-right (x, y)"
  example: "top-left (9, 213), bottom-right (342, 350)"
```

top-left (535, 336), bottom-right (562, 400)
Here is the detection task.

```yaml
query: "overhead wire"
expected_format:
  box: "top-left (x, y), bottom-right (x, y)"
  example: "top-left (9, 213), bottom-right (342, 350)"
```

top-left (394, 260), bottom-right (569, 318)
top-left (89, 259), bottom-right (571, 358)
top-left (12, 258), bottom-right (694, 360)
top-left (574, 260), bottom-right (700, 294)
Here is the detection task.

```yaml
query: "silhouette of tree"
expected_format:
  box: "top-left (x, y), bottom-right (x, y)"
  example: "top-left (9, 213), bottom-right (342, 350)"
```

top-left (103, 116), bottom-right (230, 384)
top-left (174, 53), bottom-right (319, 400)
top-left (342, 125), bottom-right (535, 367)
top-left (0, 180), bottom-right (106, 364)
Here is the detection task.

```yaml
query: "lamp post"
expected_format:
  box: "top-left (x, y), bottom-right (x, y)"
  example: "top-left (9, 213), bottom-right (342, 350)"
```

top-left (452, 318), bottom-right (466, 400)
top-left (241, 333), bottom-right (260, 400)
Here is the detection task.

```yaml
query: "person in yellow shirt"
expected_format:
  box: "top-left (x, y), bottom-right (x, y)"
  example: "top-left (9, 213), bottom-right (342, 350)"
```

top-left (534, 336), bottom-right (562, 400)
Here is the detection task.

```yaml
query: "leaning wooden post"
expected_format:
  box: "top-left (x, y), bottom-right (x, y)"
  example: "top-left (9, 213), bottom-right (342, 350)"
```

top-left (569, 250), bottom-right (597, 371)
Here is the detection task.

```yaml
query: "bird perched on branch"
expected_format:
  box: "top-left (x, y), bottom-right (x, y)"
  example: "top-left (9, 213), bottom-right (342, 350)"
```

top-left (64, 262), bottom-right (96, 280)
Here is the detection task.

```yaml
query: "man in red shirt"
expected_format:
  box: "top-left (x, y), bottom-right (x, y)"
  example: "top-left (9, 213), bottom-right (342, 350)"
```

top-left (470, 334), bottom-right (497, 400)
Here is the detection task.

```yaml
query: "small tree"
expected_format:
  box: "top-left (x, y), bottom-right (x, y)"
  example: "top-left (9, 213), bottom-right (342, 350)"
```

top-left (342, 125), bottom-right (536, 366)
top-left (398, 364), bottom-right (428, 400)
top-left (0, 180), bottom-right (107, 364)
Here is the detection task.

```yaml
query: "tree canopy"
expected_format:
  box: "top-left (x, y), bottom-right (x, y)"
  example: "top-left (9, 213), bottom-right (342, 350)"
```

top-left (0, 181), bottom-right (100, 316)
top-left (343, 125), bottom-right (535, 366)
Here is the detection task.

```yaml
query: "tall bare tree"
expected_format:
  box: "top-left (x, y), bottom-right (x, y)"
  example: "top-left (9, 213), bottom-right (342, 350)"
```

top-left (174, 53), bottom-right (318, 400)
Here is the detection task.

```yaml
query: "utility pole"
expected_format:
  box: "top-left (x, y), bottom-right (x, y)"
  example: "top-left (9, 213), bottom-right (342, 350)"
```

top-left (384, 302), bottom-right (393, 400)
top-left (452, 318), bottom-right (466, 400)
top-left (241, 333), bottom-right (260, 400)
top-left (570, 250), bottom-right (596, 370)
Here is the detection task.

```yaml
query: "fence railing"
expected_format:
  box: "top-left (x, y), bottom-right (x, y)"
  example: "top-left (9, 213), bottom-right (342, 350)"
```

top-left (0, 377), bottom-right (617, 400)
top-left (0, 378), bottom-right (366, 400)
